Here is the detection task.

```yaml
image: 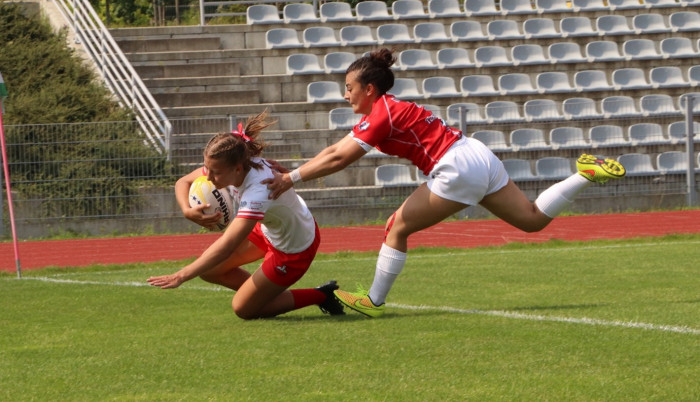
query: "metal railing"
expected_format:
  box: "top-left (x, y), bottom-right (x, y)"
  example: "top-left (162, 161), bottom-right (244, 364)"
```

top-left (51, 0), bottom-right (172, 158)
top-left (198, 0), bottom-right (318, 25)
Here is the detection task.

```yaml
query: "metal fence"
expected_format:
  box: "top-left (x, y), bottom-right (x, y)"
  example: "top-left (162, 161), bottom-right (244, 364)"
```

top-left (1, 105), bottom-right (698, 239)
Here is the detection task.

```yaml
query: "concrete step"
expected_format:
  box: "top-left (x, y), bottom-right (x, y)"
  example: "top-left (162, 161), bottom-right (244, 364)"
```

top-left (116, 37), bottom-right (222, 53)
top-left (136, 62), bottom-right (240, 79)
top-left (154, 90), bottom-right (260, 107)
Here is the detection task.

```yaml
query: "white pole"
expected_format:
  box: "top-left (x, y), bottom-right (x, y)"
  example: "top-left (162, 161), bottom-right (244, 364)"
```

top-left (0, 72), bottom-right (22, 278)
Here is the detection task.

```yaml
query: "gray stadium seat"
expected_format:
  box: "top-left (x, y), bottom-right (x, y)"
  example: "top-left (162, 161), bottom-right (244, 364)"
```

top-left (376, 24), bottom-right (414, 45)
top-left (596, 15), bottom-right (634, 36)
top-left (429, 0), bottom-right (464, 17)
top-left (436, 48), bottom-right (474, 69)
top-left (590, 125), bottom-right (629, 148)
top-left (283, 3), bottom-right (319, 23)
top-left (563, 97), bottom-right (603, 119)
top-left (633, 13), bottom-right (671, 34)
top-left (689, 65), bottom-right (700, 87)
top-left (501, 0), bottom-right (536, 15)
top-left (644, 0), bottom-right (682, 8)
top-left (307, 81), bottom-right (345, 103)
top-left (286, 54), bottom-right (324, 75)
top-left (548, 42), bottom-right (587, 64)
top-left (550, 127), bottom-right (588, 149)
top-left (450, 21), bottom-right (488, 41)
top-left (524, 98), bottom-right (564, 121)
top-left (320, 2), bottom-right (355, 22)
top-left (487, 19), bottom-right (524, 40)
top-left (485, 101), bottom-right (522, 123)
top-left (586, 41), bottom-right (624, 62)
top-left (329, 107), bottom-right (361, 130)
top-left (503, 159), bottom-right (537, 181)
top-left (560, 17), bottom-right (597, 37)
top-left (464, 0), bottom-right (499, 16)
top-left (339, 25), bottom-right (376, 46)
top-left (612, 68), bottom-right (652, 90)
top-left (523, 17), bottom-right (560, 39)
top-left (398, 49), bottom-right (437, 71)
top-left (669, 11), bottom-right (700, 32)
top-left (414, 22), bottom-right (451, 43)
top-left (650, 66), bottom-right (689, 88)
top-left (498, 73), bottom-right (538, 95)
top-left (247, 5), bottom-right (282, 24)
top-left (324, 52), bottom-right (356, 74)
top-left (356, 1), bottom-right (391, 21)
top-left (447, 102), bottom-right (488, 125)
top-left (640, 94), bottom-right (681, 116)
top-left (511, 44), bottom-right (549, 65)
top-left (535, 0), bottom-right (573, 13)
top-left (392, 0), bottom-right (427, 19)
top-left (628, 123), bottom-right (666, 146)
top-left (265, 28), bottom-right (302, 49)
top-left (601, 96), bottom-right (639, 118)
top-left (623, 39), bottom-right (662, 61)
top-left (471, 130), bottom-right (510, 152)
top-left (617, 153), bottom-right (658, 176)
top-left (609, 0), bottom-right (646, 10)
top-left (510, 128), bottom-right (548, 151)
top-left (388, 78), bottom-right (422, 100)
top-left (536, 71), bottom-right (574, 94)
top-left (536, 157), bottom-right (574, 180)
top-left (657, 151), bottom-right (689, 174)
top-left (422, 76), bottom-right (461, 98)
top-left (375, 164), bottom-right (416, 186)
top-left (667, 120), bottom-right (700, 144)
top-left (660, 37), bottom-right (698, 59)
top-left (572, 0), bottom-right (609, 12)
top-left (574, 70), bottom-right (614, 92)
top-left (460, 75), bottom-right (499, 96)
top-left (303, 27), bottom-right (340, 48)
top-left (474, 46), bottom-right (511, 67)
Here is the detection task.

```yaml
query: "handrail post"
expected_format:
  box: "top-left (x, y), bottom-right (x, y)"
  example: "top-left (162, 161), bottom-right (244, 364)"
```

top-left (684, 95), bottom-right (697, 207)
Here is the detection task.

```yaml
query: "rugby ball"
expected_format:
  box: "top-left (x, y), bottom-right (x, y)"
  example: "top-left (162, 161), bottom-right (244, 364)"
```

top-left (188, 176), bottom-right (235, 230)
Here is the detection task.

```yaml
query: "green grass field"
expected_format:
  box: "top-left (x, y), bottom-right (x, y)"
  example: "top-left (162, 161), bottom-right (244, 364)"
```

top-left (1, 235), bottom-right (699, 401)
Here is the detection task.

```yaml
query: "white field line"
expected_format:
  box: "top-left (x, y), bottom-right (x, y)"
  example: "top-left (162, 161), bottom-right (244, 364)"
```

top-left (17, 276), bottom-right (700, 336)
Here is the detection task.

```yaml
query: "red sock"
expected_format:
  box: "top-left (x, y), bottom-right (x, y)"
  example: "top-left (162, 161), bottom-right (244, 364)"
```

top-left (290, 289), bottom-right (326, 309)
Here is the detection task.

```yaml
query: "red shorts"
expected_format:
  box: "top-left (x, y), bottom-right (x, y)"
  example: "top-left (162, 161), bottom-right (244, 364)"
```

top-left (246, 221), bottom-right (320, 287)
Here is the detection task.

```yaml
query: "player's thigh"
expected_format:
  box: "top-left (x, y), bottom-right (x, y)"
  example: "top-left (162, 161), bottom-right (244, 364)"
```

top-left (479, 179), bottom-right (550, 232)
top-left (391, 184), bottom-right (467, 238)
top-left (232, 268), bottom-right (288, 319)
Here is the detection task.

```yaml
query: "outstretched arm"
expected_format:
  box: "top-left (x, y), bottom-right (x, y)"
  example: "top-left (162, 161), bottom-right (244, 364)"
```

top-left (264, 135), bottom-right (367, 199)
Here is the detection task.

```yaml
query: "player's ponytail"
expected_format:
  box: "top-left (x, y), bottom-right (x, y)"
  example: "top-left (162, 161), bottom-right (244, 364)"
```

top-left (204, 109), bottom-right (276, 171)
top-left (346, 48), bottom-right (396, 95)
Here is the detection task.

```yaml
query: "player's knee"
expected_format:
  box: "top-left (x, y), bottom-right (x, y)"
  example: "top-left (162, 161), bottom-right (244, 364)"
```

top-left (231, 300), bottom-right (259, 320)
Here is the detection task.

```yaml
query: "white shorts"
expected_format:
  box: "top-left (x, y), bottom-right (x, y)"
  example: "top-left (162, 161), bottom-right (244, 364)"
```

top-left (426, 137), bottom-right (509, 206)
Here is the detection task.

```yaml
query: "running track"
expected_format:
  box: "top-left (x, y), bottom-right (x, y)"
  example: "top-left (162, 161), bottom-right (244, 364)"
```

top-left (1, 210), bottom-right (699, 271)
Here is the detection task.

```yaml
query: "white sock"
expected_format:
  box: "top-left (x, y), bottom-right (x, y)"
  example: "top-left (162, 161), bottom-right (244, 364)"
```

top-left (368, 243), bottom-right (407, 306)
top-left (535, 173), bottom-right (591, 218)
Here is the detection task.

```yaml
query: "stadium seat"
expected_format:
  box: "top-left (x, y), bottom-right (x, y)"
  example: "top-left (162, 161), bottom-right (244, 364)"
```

top-left (398, 49), bottom-right (437, 71)
top-left (623, 39), bottom-right (662, 61)
top-left (628, 123), bottom-right (667, 146)
top-left (609, 0), bottom-right (646, 10)
top-left (286, 54), bottom-right (324, 75)
top-left (612, 68), bottom-right (652, 90)
top-left (420, 104), bottom-right (443, 118)
top-left (265, 28), bottom-right (302, 49)
top-left (460, 75), bottom-right (499, 96)
top-left (669, 11), bottom-right (700, 32)
top-left (447, 102), bottom-right (487, 125)
top-left (485, 101), bottom-right (522, 123)
top-left (375, 164), bottom-right (416, 186)
top-left (660, 37), bottom-right (698, 59)
top-left (339, 26), bottom-right (375, 46)
top-left (633, 13), bottom-right (671, 34)
top-left (501, 0), bottom-right (536, 15)
top-left (307, 81), bottom-right (345, 103)
top-left (572, 0), bottom-right (609, 12)
top-left (436, 48), bottom-right (474, 69)
top-left (422, 76), bottom-right (461, 98)
top-left (429, 0), bottom-right (464, 17)
top-left (563, 97), bottom-right (603, 120)
top-left (536, 157), bottom-right (574, 180)
top-left (524, 98), bottom-right (564, 121)
top-left (376, 24), bottom-right (414, 45)
top-left (667, 120), bottom-right (700, 144)
top-left (689, 65), bottom-right (700, 87)
top-left (586, 41), bottom-right (624, 62)
top-left (574, 70), bottom-right (614, 92)
top-left (549, 127), bottom-right (588, 149)
top-left (388, 78), bottom-right (422, 100)
top-left (247, 5), bottom-right (282, 24)
top-left (392, 0), bottom-right (427, 19)
top-left (414, 22), bottom-right (451, 43)
top-left (487, 19), bottom-right (524, 40)
top-left (536, 71), bottom-right (574, 94)
top-left (498, 73), bottom-right (537, 95)
top-left (464, 0), bottom-right (499, 16)
top-left (650, 66), bottom-right (689, 88)
top-left (450, 21), bottom-right (488, 41)
top-left (471, 130), bottom-right (510, 152)
top-left (548, 42), bottom-right (587, 64)
top-left (510, 128), bottom-right (548, 151)
top-left (283, 3), bottom-right (319, 23)
top-left (640, 94), bottom-right (681, 116)
top-left (656, 151), bottom-right (689, 174)
top-left (303, 27), bottom-right (340, 48)
top-left (523, 17), bottom-right (560, 39)
top-left (324, 52), bottom-right (356, 74)
top-left (589, 125), bottom-right (629, 148)
top-left (329, 107), bottom-right (361, 130)
top-left (644, 0), bottom-right (682, 8)
top-left (535, 0), bottom-right (573, 13)
top-left (601, 96), bottom-right (639, 118)
top-left (617, 153), bottom-right (658, 176)
top-left (320, 2), bottom-right (355, 22)
top-left (596, 15), bottom-right (634, 36)
top-left (355, 1), bottom-right (391, 21)
top-left (474, 46), bottom-right (511, 67)
top-left (560, 17), bottom-right (596, 37)
top-left (679, 92), bottom-right (700, 113)
top-left (511, 44), bottom-right (549, 65)
top-left (503, 159), bottom-right (537, 181)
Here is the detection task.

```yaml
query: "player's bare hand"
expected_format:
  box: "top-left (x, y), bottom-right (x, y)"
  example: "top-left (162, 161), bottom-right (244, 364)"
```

top-left (265, 158), bottom-right (289, 173)
top-left (183, 203), bottom-right (222, 231)
top-left (147, 273), bottom-right (185, 289)
top-left (262, 170), bottom-right (293, 200)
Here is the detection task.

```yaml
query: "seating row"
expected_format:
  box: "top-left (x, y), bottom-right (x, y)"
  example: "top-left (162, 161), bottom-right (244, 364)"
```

top-left (249, 0), bottom-right (698, 25)
top-left (287, 39), bottom-right (699, 74)
top-left (375, 151), bottom-right (700, 186)
top-left (266, 13), bottom-right (700, 48)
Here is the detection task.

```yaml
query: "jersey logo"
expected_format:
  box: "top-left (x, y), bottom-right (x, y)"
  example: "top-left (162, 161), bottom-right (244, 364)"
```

top-left (358, 121), bottom-right (370, 131)
top-left (275, 265), bottom-right (287, 275)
